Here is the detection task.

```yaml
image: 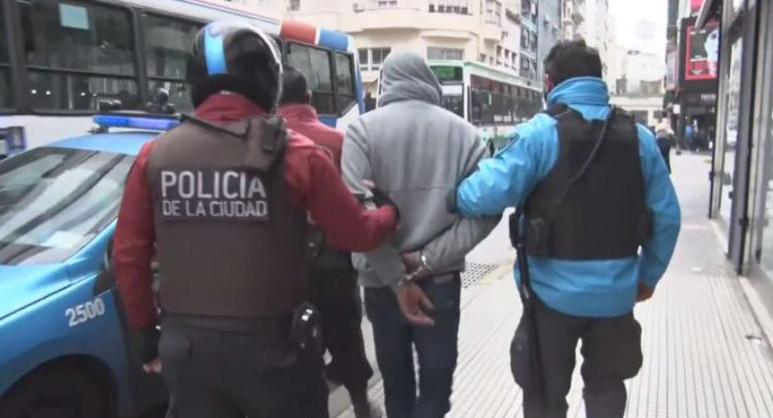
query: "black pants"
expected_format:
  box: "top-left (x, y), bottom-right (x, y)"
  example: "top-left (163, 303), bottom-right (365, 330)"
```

top-left (309, 248), bottom-right (374, 395)
top-left (159, 320), bottom-right (329, 418)
top-left (364, 275), bottom-right (461, 418)
top-left (510, 298), bottom-right (643, 418)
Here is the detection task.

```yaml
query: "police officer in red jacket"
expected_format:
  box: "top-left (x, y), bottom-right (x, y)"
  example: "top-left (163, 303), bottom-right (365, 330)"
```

top-left (279, 67), bottom-right (382, 418)
top-left (113, 22), bottom-right (398, 418)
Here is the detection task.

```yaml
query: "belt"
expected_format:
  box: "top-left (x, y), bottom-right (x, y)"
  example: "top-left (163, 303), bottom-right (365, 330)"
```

top-left (431, 272), bottom-right (460, 284)
top-left (161, 312), bottom-right (293, 333)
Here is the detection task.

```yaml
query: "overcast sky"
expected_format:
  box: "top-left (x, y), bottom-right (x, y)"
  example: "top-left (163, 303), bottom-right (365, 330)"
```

top-left (608, 0), bottom-right (669, 57)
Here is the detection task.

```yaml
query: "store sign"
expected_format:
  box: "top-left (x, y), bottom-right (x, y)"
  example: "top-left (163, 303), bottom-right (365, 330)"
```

top-left (685, 21), bottom-right (720, 81)
top-left (725, 39), bottom-right (744, 147)
top-left (690, 0), bottom-right (704, 14)
top-left (701, 93), bottom-right (717, 104)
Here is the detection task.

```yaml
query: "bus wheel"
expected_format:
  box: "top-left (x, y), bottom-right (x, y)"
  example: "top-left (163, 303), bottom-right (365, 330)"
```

top-left (0, 365), bottom-right (108, 418)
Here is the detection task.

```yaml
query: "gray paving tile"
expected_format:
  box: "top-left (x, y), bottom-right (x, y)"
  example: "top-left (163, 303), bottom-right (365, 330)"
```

top-left (336, 224), bottom-right (773, 418)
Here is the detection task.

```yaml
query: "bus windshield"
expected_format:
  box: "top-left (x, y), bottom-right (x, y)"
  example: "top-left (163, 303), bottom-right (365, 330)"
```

top-left (0, 147), bottom-right (133, 265)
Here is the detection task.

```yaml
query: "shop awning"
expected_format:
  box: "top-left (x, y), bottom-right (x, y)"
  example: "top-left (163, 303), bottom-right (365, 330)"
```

top-left (697, 0), bottom-right (722, 28)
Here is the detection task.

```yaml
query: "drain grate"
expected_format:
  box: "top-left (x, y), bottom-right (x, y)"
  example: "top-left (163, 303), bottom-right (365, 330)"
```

top-left (461, 262), bottom-right (499, 288)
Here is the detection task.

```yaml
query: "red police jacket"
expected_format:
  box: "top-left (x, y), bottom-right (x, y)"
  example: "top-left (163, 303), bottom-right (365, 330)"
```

top-left (113, 93), bottom-right (397, 330)
top-left (278, 103), bottom-right (343, 170)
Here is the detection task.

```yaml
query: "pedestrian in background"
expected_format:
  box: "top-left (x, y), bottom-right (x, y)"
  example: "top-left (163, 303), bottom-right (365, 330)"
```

top-left (113, 22), bottom-right (398, 418)
top-left (279, 67), bottom-right (382, 418)
top-left (454, 40), bottom-right (681, 418)
top-left (342, 51), bottom-right (500, 418)
top-left (656, 125), bottom-right (674, 173)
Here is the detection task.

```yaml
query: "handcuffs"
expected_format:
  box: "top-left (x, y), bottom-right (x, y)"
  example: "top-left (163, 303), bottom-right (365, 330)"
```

top-left (395, 252), bottom-right (433, 290)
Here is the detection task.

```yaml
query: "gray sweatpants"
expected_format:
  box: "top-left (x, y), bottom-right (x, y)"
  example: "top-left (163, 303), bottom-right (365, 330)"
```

top-left (510, 298), bottom-right (643, 418)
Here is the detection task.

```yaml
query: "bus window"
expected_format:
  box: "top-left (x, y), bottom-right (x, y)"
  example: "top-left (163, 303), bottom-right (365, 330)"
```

top-left (19, 0), bottom-right (139, 111)
top-left (334, 52), bottom-right (356, 115)
top-left (143, 14), bottom-right (201, 112)
top-left (472, 89), bottom-right (492, 125)
top-left (287, 43), bottom-right (335, 115)
top-left (441, 95), bottom-right (463, 118)
top-left (0, 4), bottom-right (11, 109)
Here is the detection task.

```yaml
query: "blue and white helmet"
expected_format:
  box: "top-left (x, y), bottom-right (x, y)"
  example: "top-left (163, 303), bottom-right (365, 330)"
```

top-left (187, 21), bottom-right (283, 112)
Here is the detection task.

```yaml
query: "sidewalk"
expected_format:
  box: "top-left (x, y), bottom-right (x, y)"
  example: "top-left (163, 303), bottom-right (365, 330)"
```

top-left (333, 153), bottom-right (773, 418)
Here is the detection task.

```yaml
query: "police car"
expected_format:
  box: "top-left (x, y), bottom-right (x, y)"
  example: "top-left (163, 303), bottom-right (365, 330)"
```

top-left (0, 114), bottom-right (177, 418)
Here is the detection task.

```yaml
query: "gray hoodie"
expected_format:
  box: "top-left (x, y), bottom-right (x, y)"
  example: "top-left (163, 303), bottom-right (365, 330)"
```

top-left (342, 52), bottom-right (500, 288)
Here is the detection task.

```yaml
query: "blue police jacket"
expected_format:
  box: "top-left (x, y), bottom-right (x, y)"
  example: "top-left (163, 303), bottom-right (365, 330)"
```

top-left (457, 77), bottom-right (681, 318)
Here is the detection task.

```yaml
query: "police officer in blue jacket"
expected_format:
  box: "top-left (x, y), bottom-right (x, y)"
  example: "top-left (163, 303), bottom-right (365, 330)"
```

top-left (456, 40), bottom-right (681, 418)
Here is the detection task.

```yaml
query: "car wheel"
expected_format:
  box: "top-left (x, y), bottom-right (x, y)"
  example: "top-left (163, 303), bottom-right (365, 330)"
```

top-left (0, 365), bottom-right (108, 418)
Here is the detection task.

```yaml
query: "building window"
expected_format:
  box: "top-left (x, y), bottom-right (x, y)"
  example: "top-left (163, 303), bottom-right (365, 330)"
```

top-left (377, 0), bottom-right (397, 8)
top-left (358, 48), bottom-right (391, 71)
top-left (480, 54), bottom-right (487, 63)
top-left (485, 0), bottom-right (502, 25)
top-left (427, 47), bottom-right (464, 61)
top-left (371, 48), bottom-right (390, 69)
top-left (358, 48), bottom-right (369, 71)
top-left (289, 0), bottom-right (300, 11)
top-left (429, 0), bottom-right (469, 14)
top-left (521, 27), bottom-right (532, 49)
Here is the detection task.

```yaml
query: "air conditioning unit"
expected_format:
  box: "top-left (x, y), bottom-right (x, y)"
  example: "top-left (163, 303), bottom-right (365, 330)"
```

top-left (353, 2), bottom-right (364, 12)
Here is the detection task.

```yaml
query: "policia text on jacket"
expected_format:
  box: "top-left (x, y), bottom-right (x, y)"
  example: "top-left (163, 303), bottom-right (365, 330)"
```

top-left (159, 170), bottom-right (270, 220)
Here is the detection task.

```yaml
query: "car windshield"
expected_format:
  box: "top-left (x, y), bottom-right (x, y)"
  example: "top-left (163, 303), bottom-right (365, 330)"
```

top-left (0, 147), bottom-right (133, 265)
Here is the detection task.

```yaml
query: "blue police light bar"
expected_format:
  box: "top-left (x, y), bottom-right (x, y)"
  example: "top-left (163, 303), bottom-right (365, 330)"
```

top-left (93, 114), bottom-right (180, 131)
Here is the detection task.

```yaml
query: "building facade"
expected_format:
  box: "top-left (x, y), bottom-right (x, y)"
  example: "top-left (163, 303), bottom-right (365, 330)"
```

top-left (537, 0), bottom-right (564, 80)
top-left (230, 0), bottom-right (283, 15)
top-left (287, 0), bottom-right (551, 93)
top-left (562, 0), bottom-right (611, 82)
top-left (609, 47), bottom-right (666, 128)
top-left (696, 0), bottom-right (773, 339)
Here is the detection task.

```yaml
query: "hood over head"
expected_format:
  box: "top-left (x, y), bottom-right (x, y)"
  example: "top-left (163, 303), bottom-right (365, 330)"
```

top-left (378, 52), bottom-right (442, 107)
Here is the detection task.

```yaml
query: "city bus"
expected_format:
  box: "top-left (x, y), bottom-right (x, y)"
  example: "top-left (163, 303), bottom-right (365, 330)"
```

top-left (427, 60), bottom-right (543, 152)
top-left (0, 0), bottom-right (365, 153)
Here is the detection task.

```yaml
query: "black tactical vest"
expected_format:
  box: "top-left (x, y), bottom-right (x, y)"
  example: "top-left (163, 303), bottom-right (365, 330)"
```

top-left (524, 104), bottom-right (651, 260)
top-left (146, 115), bottom-right (308, 319)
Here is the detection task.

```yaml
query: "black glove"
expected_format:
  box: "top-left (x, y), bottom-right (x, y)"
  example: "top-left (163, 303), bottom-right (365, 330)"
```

top-left (135, 326), bottom-right (161, 363)
top-left (371, 187), bottom-right (400, 220)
